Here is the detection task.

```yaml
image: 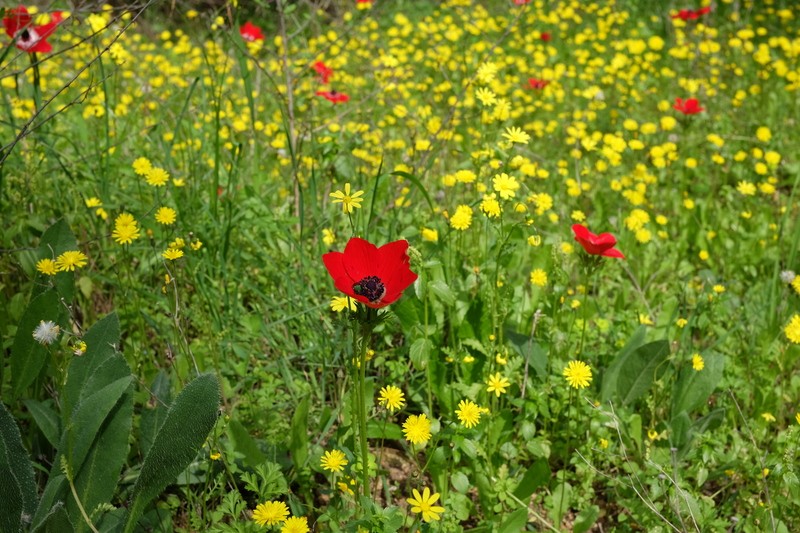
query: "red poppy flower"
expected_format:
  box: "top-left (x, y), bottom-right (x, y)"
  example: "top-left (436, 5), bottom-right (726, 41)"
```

top-left (673, 97), bottom-right (704, 114)
top-left (239, 21), bottom-right (264, 42)
top-left (312, 61), bottom-right (333, 84)
top-left (3, 6), bottom-right (64, 54)
top-left (540, 32), bottom-right (552, 42)
top-left (514, 0), bottom-right (532, 4)
top-left (323, 238), bottom-right (418, 309)
top-left (572, 224), bottom-right (625, 259)
top-left (316, 90), bottom-right (350, 103)
top-left (671, 6), bottom-right (711, 20)
top-left (527, 78), bottom-right (550, 90)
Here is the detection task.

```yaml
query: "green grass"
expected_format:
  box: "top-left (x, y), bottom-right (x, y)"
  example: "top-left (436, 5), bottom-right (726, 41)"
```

top-left (1, 0), bottom-right (799, 531)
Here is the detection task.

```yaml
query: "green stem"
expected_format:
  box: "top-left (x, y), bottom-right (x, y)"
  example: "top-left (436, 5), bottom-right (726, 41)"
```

top-left (557, 387), bottom-right (575, 525)
top-left (358, 327), bottom-right (370, 499)
top-left (577, 267), bottom-right (596, 357)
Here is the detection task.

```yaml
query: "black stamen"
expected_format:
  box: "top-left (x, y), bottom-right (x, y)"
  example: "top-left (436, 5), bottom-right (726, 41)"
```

top-left (353, 276), bottom-right (385, 303)
top-left (20, 29), bottom-right (30, 41)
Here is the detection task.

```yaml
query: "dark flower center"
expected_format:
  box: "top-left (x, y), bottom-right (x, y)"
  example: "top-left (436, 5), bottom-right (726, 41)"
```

top-left (20, 29), bottom-right (30, 41)
top-left (353, 276), bottom-right (385, 303)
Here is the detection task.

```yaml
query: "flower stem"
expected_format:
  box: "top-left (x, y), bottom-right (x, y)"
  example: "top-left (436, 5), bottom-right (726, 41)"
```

top-left (358, 328), bottom-right (370, 499)
top-left (354, 313), bottom-right (375, 502)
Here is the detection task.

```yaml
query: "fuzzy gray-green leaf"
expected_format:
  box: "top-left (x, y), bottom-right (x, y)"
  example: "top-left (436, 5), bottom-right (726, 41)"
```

top-left (124, 373), bottom-right (220, 533)
top-left (0, 402), bottom-right (38, 533)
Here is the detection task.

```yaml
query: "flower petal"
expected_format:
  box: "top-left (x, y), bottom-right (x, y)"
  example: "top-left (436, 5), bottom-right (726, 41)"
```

top-left (3, 6), bottom-right (30, 37)
top-left (601, 247), bottom-right (625, 259)
top-left (341, 237), bottom-right (378, 284)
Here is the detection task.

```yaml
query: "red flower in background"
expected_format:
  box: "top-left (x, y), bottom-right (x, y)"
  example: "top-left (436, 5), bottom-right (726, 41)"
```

top-left (239, 21), bottom-right (264, 42)
top-left (672, 6), bottom-right (711, 20)
top-left (572, 224), bottom-right (625, 259)
top-left (514, 0), bottom-right (532, 5)
top-left (527, 78), bottom-right (550, 90)
top-left (673, 97), bottom-right (704, 114)
top-left (312, 61), bottom-right (333, 84)
top-left (316, 90), bottom-right (349, 103)
top-left (323, 238), bottom-right (418, 309)
top-left (540, 32), bottom-right (552, 42)
top-left (3, 6), bottom-right (64, 53)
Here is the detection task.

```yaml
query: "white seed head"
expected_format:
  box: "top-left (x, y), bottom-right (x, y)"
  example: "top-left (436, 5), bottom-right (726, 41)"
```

top-left (32, 320), bottom-right (60, 345)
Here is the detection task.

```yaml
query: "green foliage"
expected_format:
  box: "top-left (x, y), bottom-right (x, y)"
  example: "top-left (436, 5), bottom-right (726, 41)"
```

top-left (124, 373), bottom-right (221, 533)
top-left (1, 1), bottom-right (800, 531)
top-left (0, 401), bottom-right (38, 533)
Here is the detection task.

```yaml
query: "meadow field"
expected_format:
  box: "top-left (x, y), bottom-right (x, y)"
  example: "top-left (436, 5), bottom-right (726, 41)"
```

top-left (1, 0), bottom-right (800, 531)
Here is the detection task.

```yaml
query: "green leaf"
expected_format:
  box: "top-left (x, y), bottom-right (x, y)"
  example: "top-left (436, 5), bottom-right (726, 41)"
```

top-left (10, 289), bottom-right (65, 397)
top-left (428, 279), bottom-right (455, 306)
top-left (451, 471), bottom-right (470, 494)
top-left (512, 458), bottom-right (549, 500)
top-left (68, 371), bottom-right (133, 532)
top-left (229, 419), bottom-right (267, 468)
top-left (124, 373), bottom-right (220, 533)
top-left (62, 313), bottom-right (122, 422)
top-left (409, 338), bottom-right (432, 370)
top-left (289, 396), bottom-right (310, 469)
top-left (671, 352), bottom-right (724, 416)
top-left (601, 326), bottom-right (647, 402)
top-left (63, 376), bottom-right (132, 472)
top-left (23, 399), bottom-right (61, 448)
top-left (0, 402), bottom-right (38, 533)
top-left (498, 507), bottom-right (528, 533)
top-left (573, 505), bottom-right (600, 533)
top-left (140, 371), bottom-right (172, 457)
top-left (31, 502), bottom-right (73, 533)
top-left (615, 340), bottom-right (670, 405)
top-left (670, 411), bottom-right (692, 451)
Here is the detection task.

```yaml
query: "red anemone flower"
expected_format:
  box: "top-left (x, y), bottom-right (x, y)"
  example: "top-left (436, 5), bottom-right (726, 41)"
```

top-left (514, 0), bottom-right (532, 4)
top-left (527, 77), bottom-right (550, 90)
top-left (3, 6), bottom-right (64, 54)
top-left (316, 90), bottom-right (349, 103)
top-left (239, 21), bottom-right (264, 42)
top-left (540, 32), bottom-right (552, 42)
top-left (673, 97), bottom-right (704, 114)
top-left (323, 237), bottom-right (418, 309)
top-left (572, 224), bottom-right (625, 259)
top-left (312, 61), bottom-right (333, 84)
top-left (672, 6), bottom-right (711, 20)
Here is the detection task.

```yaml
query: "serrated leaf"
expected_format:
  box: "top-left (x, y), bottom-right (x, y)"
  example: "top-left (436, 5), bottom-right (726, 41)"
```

top-left (124, 373), bottom-right (220, 533)
top-left (0, 402), bottom-right (38, 533)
